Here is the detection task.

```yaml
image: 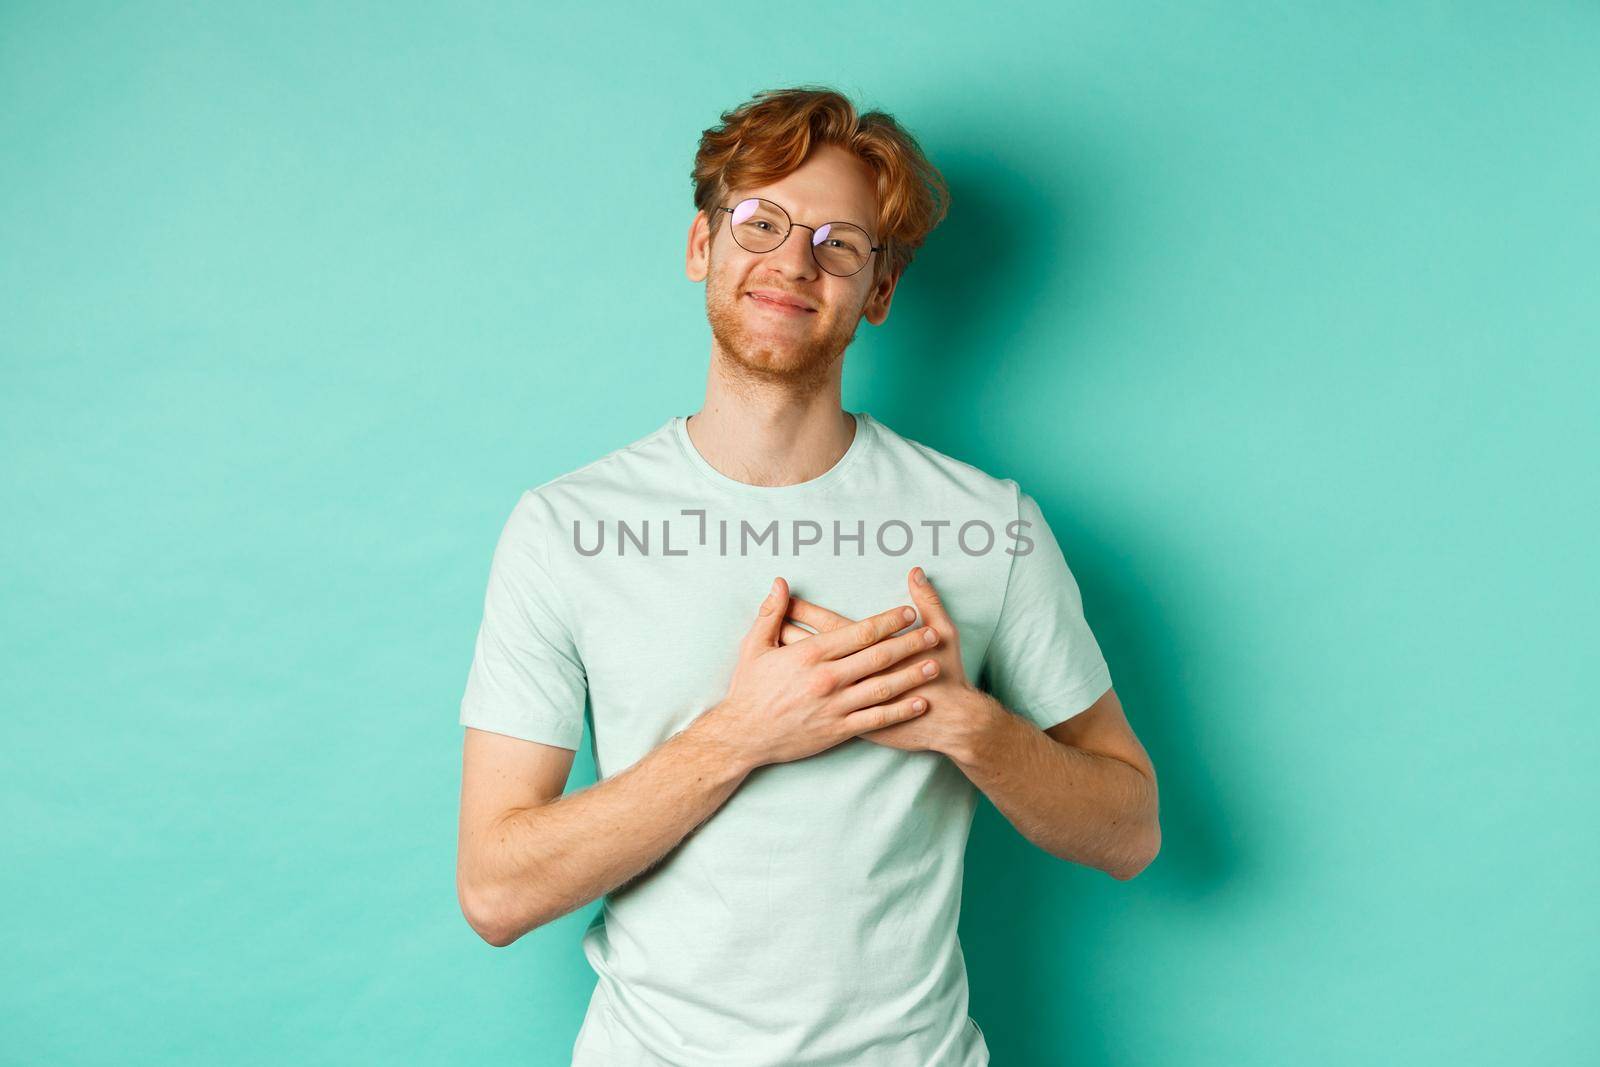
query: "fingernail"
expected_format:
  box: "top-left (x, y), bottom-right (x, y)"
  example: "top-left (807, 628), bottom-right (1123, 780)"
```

top-left (923, 628), bottom-right (937, 644)
top-left (921, 661), bottom-right (938, 677)
top-left (771, 578), bottom-right (781, 595)
top-left (901, 607), bottom-right (915, 623)
top-left (913, 567), bottom-right (928, 585)
top-left (913, 698), bottom-right (927, 711)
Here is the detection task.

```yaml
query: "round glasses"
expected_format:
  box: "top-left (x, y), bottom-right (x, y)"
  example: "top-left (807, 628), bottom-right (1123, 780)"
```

top-left (716, 197), bottom-right (884, 278)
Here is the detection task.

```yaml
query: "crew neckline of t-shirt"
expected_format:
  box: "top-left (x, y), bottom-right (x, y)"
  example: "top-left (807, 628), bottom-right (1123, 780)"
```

top-left (670, 410), bottom-right (876, 496)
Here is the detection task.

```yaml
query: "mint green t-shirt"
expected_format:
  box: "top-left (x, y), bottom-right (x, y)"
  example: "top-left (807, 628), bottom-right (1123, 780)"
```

top-left (460, 411), bottom-right (1113, 1067)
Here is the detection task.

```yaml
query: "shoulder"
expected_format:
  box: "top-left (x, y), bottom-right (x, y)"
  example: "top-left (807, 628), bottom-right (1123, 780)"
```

top-left (864, 413), bottom-right (1025, 515)
top-left (490, 420), bottom-right (676, 552)
top-left (519, 419), bottom-right (679, 514)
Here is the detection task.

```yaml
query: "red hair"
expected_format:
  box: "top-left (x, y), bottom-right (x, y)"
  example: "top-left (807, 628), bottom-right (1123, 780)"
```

top-left (692, 86), bottom-right (951, 288)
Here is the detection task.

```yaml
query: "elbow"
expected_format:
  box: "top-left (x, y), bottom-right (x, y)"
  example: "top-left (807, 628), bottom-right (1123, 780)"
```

top-left (472, 919), bottom-right (521, 950)
top-left (458, 880), bottom-right (528, 948)
top-left (1107, 822), bottom-right (1161, 882)
top-left (1107, 764), bottom-right (1161, 881)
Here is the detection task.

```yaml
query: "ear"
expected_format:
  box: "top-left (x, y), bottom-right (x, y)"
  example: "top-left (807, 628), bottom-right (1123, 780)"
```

top-left (686, 210), bottom-right (713, 282)
top-left (861, 266), bottom-right (900, 326)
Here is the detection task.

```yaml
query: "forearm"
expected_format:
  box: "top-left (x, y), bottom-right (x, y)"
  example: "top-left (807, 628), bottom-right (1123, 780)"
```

top-left (948, 692), bottom-right (1159, 880)
top-left (464, 710), bottom-right (755, 945)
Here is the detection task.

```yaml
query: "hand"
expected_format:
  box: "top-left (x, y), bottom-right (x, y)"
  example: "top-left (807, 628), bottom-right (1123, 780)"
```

top-left (698, 577), bottom-right (941, 770)
top-left (780, 567), bottom-right (994, 756)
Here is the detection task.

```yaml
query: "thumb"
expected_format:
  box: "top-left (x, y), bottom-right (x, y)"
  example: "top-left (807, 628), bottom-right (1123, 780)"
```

top-left (909, 566), bottom-right (953, 629)
top-left (749, 576), bottom-right (789, 649)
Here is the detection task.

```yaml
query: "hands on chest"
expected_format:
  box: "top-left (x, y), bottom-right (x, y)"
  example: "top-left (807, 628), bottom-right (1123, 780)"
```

top-left (700, 566), bottom-right (999, 770)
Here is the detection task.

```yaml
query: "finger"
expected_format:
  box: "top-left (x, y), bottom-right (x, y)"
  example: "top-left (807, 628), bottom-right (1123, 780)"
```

top-left (833, 656), bottom-right (939, 713)
top-left (839, 693), bottom-right (930, 739)
top-left (909, 566), bottom-right (954, 631)
top-left (748, 577), bottom-right (789, 649)
top-left (784, 596), bottom-right (857, 634)
top-left (779, 621), bottom-right (816, 646)
top-left (831, 624), bottom-right (939, 686)
top-left (810, 603), bottom-right (918, 662)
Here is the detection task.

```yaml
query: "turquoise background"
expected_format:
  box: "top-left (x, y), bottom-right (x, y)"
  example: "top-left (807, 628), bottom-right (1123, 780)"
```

top-left (3, 3), bottom-right (1595, 1064)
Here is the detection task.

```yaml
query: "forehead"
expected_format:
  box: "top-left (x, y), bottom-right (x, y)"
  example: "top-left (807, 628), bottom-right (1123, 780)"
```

top-left (730, 145), bottom-right (879, 231)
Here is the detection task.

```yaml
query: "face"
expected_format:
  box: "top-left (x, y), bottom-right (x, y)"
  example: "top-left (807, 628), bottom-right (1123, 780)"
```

top-left (686, 144), bottom-right (899, 392)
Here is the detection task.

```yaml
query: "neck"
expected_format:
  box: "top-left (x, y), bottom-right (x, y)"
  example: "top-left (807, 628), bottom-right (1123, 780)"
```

top-left (685, 355), bottom-right (857, 487)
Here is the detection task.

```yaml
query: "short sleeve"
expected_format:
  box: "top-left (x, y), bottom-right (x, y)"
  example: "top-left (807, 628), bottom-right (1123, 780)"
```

top-left (459, 491), bottom-right (588, 749)
top-left (978, 487), bottom-right (1113, 732)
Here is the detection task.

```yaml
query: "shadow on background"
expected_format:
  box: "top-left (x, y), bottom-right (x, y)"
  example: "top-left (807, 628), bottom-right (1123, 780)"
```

top-left (863, 136), bottom-right (1233, 1062)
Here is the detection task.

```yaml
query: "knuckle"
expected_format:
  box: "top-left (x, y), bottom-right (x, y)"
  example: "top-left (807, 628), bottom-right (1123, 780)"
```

top-left (806, 670), bottom-right (836, 698)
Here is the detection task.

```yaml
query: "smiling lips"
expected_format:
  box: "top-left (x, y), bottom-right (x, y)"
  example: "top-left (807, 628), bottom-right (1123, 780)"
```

top-left (747, 290), bottom-right (817, 315)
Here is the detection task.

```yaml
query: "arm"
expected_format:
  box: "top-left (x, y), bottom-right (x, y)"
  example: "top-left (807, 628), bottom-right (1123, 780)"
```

top-left (944, 685), bottom-right (1160, 880)
top-left (456, 581), bottom-right (942, 947)
top-left (456, 717), bottom-right (756, 948)
top-left (781, 568), bottom-right (1160, 881)
top-left (459, 490), bottom-right (747, 946)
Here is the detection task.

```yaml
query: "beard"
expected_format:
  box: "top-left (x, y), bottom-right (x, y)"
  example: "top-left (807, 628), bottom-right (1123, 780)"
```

top-left (704, 267), bottom-right (860, 394)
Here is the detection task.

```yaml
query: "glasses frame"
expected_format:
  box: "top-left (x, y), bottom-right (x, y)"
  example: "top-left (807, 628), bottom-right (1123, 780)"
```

top-left (715, 197), bottom-right (885, 278)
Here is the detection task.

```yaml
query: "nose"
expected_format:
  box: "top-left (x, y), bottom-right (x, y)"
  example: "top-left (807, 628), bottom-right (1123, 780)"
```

top-left (768, 222), bottom-right (824, 280)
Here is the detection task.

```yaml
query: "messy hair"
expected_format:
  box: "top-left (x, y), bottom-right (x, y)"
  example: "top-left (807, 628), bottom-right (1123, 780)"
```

top-left (691, 86), bottom-right (950, 288)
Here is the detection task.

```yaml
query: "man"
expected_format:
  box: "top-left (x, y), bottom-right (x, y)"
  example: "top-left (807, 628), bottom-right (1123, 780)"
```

top-left (456, 87), bottom-right (1160, 1066)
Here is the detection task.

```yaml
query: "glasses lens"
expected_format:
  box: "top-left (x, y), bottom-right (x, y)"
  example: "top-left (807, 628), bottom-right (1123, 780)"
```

top-left (727, 198), bottom-right (875, 277)
top-left (810, 221), bottom-right (872, 277)
top-left (728, 198), bottom-right (788, 253)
